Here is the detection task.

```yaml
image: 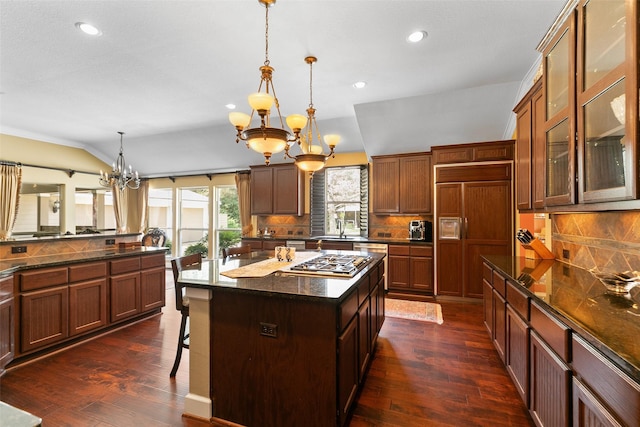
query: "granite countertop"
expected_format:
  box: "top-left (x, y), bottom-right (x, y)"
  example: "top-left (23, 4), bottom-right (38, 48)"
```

top-left (483, 254), bottom-right (640, 382)
top-left (243, 236), bottom-right (433, 246)
top-left (0, 246), bottom-right (167, 276)
top-left (178, 250), bottom-right (385, 303)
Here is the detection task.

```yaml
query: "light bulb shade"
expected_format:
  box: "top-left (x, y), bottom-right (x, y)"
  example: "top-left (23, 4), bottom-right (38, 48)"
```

top-left (244, 127), bottom-right (289, 155)
top-left (309, 145), bottom-right (323, 154)
top-left (248, 92), bottom-right (275, 111)
top-left (229, 112), bottom-right (251, 129)
top-left (295, 154), bottom-right (327, 172)
top-left (286, 114), bottom-right (308, 131)
top-left (323, 134), bottom-right (341, 147)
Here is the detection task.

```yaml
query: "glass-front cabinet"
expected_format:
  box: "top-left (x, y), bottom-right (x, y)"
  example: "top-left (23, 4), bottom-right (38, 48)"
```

top-left (577, 0), bottom-right (636, 203)
top-left (542, 0), bottom-right (638, 206)
top-left (543, 15), bottom-right (576, 206)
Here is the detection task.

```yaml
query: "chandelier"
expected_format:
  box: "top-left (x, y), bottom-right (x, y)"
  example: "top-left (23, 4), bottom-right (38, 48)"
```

top-left (98, 131), bottom-right (140, 191)
top-left (284, 56), bottom-right (341, 173)
top-left (228, 0), bottom-right (308, 165)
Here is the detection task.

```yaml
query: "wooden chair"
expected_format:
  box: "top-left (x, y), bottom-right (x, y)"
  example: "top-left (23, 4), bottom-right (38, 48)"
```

top-left (222, 245), bottom-right (252, 259)
top-left (169, 252), bottom-right (202, 377)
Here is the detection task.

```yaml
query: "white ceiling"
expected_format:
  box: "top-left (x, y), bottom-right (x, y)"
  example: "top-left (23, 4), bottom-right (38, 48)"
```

top-left (0, 0), bottom-right (565, 177)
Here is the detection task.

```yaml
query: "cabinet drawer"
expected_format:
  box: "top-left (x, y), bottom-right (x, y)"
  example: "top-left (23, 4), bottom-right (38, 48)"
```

top-left (388, 245), bottom-right (409, 256)
top-left (492, 270), bottom-right (506, 298)
top-left (69, 262), bottom-right (107, 283)
top-left (506, 281), bottom-right (529, 321)
top-left (410, 246), bottom-right (432, 257)
top-left (358, 273), bottom-right (371, 307)
top-left (19, 267), bottom-right (68, 292)
top-left (110, 257), bottom-right (141, 275)
top-left (572, 335), bottom-right (640, 427)
top-left (339, 290), bottom-right (358, 332)
top-left (141, 253), bottom-right (165, 269)
top-left (483, 262), bottom-right (493, 284)
top-left (530, 301), bottom-right (570, 362)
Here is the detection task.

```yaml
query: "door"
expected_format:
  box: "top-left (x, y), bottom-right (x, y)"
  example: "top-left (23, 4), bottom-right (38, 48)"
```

top-left (435, 163), bottom-right (513, 298)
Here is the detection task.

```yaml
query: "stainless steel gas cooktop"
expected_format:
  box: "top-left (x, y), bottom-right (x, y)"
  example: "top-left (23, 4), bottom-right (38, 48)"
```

top-left (289, 254), bottom-right (372, 277)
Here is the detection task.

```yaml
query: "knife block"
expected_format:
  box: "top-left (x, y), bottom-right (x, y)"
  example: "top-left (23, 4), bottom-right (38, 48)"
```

top-left (521, 238), bottom-right (555, 260)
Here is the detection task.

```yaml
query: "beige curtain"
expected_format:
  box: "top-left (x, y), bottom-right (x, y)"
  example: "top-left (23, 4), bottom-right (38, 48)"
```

top-left (0, 163), bottom-right (22, 240)
top-left (235, 171), bottom-right (252, 236)
top-left (112, 186), bottom-right (127, 234)
top-left (126, 180), bottom-right (148, 233)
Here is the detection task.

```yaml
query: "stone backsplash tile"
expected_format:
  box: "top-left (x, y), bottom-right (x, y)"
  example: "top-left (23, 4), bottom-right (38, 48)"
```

top-left (552, 211), bottom-right (640, 273)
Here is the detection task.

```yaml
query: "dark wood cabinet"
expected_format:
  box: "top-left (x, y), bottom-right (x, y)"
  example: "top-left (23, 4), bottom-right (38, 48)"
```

top-left (0, 274), bottom-right (14, 375)
top-left (435, 161), bottom-right (513, 298)
top-left (68, 261), bottom-right (107, 337)
top-left (11, 252), bottom-right (165, 361)
top-left (388, 244), bottom-right (433, 296)
top-left (305, 240), bottom-right (352, 251)
top-left (110, 271), bottom-right (140, 323)
top-left (432, 140), bottom-right (514, 165)
top-left (20, 285), bottom-right (69, 353)
top-left (140, 254), bottom-right (166, 312)
top-left (507, 305), bottom-right (530, 405)
top-left (372, 152), bottom-right (431, 214)
top-left (69, 278), bottom-right (107, 337)
top-left (571, 334), bottom-right (640, 427)
top-left (514, 78), bottom-right (545, 211)
top-left (250, 163), bottom-right (305, 216)
top-left (530, 331), bottom-right (571, 427)
top-left (338, 317), bottom-right (358, 427)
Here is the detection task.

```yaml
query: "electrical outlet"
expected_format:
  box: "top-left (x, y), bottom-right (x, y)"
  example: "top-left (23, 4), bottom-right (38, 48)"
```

top-left (260, 322), bottom-right (278, 338)
top-left (11, 246), bottom-right (27, 254)
top-left (105, 238), bottom-right (116, 245)
top-left (562, 249), bottom-right (570, 259)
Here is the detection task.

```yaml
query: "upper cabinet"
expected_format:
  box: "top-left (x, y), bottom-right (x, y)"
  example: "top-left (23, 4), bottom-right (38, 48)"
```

top-left (536, 0), bottom-right (639, 208)
top-left (514, 79), bottom-right (545, 211)
top-left (372, 153), bottom-right (432, 215)
top-left (250, 163), bottom-right (305, 216)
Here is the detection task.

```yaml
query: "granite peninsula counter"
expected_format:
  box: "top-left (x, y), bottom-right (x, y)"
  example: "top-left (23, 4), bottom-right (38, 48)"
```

top-left (177, 250), bottom-right (386, 427)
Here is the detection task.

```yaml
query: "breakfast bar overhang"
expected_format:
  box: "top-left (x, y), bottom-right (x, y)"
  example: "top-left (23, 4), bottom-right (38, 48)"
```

top-left (177, 250), bottom-right (386, 427)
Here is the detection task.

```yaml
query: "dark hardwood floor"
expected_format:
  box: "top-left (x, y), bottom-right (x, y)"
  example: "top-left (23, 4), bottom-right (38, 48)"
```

top-left (0, 273), bottom-right (533, 426)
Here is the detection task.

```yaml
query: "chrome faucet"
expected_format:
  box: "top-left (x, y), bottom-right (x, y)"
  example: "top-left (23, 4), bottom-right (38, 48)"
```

top-left (338, 219), bottom-right (345, 238)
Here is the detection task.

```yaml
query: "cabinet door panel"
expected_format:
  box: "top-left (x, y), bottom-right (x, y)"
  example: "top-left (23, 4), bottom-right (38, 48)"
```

top-left (251, 167), bottom-right (273, 214)
top-left (69, 278), bottom-right (108, 336)
top-left (388, 256), bottom-right (409, 289)
top-left (507, 305), bottom-right (530, 405)
top-left (399, 154), bottom-right (431, 213)
top-left (410, 256), bottom-right (433, 292)
top-left (357, 298), bottom-right (371, 381)
top-left (372, 157), bottom-right (399, 213)
top-left (110, 272), bottom-right (140, 323)
top-left (338, 318), bottom-right (358, 427)
top-left (21, 286), bottom-right (69, 352)
top-left (530, 331), bottom-right (571, 427)
top-left (516, 97), bottom-right (533, 210)
top-left (493, 290), bottom-right (506, 363)
top-left (0, 297), bottom-right (14, 371)
top-left (140, 266), bottom-right (166, 312)
top-left (273, 164), bottom-right (303, 215)
top-left (573, 378), bottom-right (623, 427)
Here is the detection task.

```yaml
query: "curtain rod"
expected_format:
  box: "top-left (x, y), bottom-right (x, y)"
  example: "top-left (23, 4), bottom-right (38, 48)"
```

top-left (1, 160), bottom-right (250, 181)
top-left (0, 160), bottom-right (101, 178)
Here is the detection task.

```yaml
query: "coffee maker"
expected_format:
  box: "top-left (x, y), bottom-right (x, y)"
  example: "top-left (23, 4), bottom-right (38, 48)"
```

top-left (409, 220), bottom-right (433, 242)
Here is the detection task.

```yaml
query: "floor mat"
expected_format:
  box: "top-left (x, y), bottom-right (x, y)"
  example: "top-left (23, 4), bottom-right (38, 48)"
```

top-left (385, 298), bottom-right (443, 324)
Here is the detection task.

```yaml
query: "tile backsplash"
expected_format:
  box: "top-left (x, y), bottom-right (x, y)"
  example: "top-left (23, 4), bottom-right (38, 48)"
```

top-left (551, 211), bottom-right (640, 273)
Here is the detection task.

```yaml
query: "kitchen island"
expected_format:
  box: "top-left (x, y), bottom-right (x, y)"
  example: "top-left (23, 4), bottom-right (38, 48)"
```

top-left (177, 250), bottom-right (385, 427)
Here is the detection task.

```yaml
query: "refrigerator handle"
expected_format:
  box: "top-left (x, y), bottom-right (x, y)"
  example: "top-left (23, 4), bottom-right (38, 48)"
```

top-left (463, 217), bottom-right (468, 239)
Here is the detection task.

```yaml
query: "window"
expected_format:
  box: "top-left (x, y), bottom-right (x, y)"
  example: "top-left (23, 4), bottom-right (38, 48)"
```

top-left (311, 166), bottom-right (368, 237)
top-left (147, 187), bottom-right (173, 249)
top-left (178, 187), bottom-right (209, 257)
top-left (215, 186), bottom-right (241, 257)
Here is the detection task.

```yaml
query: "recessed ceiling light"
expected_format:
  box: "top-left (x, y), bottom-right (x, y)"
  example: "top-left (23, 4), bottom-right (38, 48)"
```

top-left (407, 30), bottom-right (427, 43)
top-left (225, 104), bottom-right (236, 110)
top-left (75, 22), bottom-right (102, 36)
top-left (353, 81), bottom-right (367, 89)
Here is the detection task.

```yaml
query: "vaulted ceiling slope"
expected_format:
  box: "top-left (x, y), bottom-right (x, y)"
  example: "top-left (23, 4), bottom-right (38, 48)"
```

top-left (0, 0), bottom-right (565, 177)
